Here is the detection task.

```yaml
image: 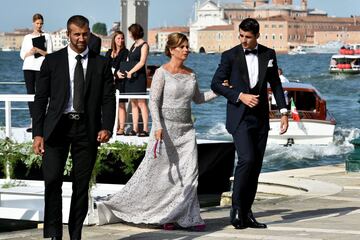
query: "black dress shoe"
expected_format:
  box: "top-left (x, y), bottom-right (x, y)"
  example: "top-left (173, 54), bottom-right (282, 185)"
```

top-left (51, 237), bottom-right (62, 240)
top-left (245, 210), bottom-right (267, 228)
top-left (230, 208), bottom-right (247, 229)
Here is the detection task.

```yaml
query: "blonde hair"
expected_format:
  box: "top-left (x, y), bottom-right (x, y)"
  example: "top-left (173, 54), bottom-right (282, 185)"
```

top-left (165, 33), bottom-right (188, 58)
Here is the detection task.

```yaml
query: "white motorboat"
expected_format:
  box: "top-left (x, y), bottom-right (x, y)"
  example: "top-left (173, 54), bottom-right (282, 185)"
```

top-left (268, 82), bottom-right (336, 145)
top-left (329, 49), bottom-right (360, 74)
top-left (288, 46), bottom-right (307, 55)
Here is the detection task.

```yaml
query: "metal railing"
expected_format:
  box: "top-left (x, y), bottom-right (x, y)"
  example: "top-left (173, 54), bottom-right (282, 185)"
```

top-left (0, 94), bottom-right (34, 139)
top-left (0, 91), bottom-right (150, 138)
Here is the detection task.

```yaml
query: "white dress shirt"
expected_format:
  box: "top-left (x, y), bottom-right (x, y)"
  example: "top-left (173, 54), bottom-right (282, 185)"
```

top-left (20, 32), bottom-right (53, 71)
top-left (64, 45), bottom-right (89, 113)
top-left (240, 45), bottom-right (287, 114)
top-left (244, 46), bottom-right (259, 89)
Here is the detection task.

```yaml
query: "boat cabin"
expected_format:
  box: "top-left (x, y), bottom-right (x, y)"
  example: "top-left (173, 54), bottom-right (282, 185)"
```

top-left (329, 54), bottom-right (360, 74)
top-left (268, 82), bottom-right (330, 121)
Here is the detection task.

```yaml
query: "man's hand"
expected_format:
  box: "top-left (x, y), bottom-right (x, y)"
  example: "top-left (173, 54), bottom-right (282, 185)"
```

top-left (239, 93), bottom-right (259, 108)
top-left (280, 115), bottom-right (289, 135)
top-left (222, 80), bottom-right (233, 88)
top-left (33, 136), bottom-right (45, 156)
top-left (155, 129), bottom-right (163, 141)
top-left (97, 130), bottom-right (111, 143)
top-left (116, 71), bottom-right (126, 79)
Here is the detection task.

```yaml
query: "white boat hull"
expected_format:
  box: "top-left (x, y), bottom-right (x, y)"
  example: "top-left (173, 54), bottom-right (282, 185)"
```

top-left (268, 119), bottom-right (336, 145)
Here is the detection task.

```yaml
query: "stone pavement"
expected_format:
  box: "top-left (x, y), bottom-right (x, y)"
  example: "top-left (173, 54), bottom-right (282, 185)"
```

top-left (1, 163), bottom-right (359, 240)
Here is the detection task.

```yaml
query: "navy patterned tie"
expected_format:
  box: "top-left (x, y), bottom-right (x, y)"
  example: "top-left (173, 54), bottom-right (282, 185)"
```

top-left (73, 54), bottom-right (85, 112)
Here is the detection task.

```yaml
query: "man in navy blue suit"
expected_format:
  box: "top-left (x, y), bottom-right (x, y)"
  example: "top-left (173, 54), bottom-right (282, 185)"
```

top-left (211, 18), bottom-right (288, 229)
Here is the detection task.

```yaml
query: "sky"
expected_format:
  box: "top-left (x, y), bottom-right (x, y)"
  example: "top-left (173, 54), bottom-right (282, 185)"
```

top-left (0, 0), bottom-right (359, 33)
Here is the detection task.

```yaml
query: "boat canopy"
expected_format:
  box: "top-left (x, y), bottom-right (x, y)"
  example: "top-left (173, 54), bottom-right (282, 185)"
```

top-left (331, 54), bottom-right (360, 59)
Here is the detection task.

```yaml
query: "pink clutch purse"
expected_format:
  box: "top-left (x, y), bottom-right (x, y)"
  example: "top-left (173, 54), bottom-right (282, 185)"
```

top-left (153, 140), bottom-right (162, 159)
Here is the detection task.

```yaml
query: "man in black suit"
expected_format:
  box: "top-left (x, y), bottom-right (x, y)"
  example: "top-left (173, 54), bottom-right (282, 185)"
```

top-left (211, 18), bottom-right (288, 229)
top-left (88, 32), bottom-right (101, 55)
top-left (32, 15), bottom-right (115, 240)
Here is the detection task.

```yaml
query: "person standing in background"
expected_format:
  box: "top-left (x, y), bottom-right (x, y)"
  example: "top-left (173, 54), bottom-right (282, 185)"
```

top-left (105, 31), bottom-right (129, 135)
top-left (20, 13), bottom-right (53, 132)
top-left (278, 68), bottom-right (289, 83)
top-left (118, 23), bottom-right (149, 137)
top-left (88, 32), bottom-right (101, 55)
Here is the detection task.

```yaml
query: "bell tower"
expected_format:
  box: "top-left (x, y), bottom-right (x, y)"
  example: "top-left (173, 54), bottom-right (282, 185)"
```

top-left (121, 0), bottom-right (149, 46)
top-left (301, 0), bottom-right (308, 10)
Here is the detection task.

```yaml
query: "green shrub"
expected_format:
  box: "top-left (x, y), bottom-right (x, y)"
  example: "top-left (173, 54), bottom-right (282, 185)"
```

top-left (0, 139), bottom-right (147, 188)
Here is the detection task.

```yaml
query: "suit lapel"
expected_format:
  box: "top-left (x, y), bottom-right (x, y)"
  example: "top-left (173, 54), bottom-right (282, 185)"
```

top-left (85, 52), bottom-right (94, 94)
top-left (257, 45), bottom-right (269, 91)
top-left (62, 48), bottom-right (70, 102)
top-left (236, 45), bottom-right (250, 91)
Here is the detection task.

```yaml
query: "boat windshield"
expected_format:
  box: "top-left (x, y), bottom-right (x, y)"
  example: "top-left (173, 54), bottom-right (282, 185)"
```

top-left (269, 90), bottom-right (317, 111)
top-left (330, 57), bottom-right (360, 66)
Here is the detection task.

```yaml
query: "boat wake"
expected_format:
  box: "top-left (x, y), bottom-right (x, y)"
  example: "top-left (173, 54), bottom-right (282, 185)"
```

top-left (197, 122), bottom-right (232, 141)
top-left (199, 123), bottom-right (359, 172)
top-left (263, 127), bottom-right (359, 172)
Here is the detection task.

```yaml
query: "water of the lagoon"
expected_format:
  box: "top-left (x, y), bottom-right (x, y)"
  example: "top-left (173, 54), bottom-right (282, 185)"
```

top-left (0, 51), bottom-right (359, 172)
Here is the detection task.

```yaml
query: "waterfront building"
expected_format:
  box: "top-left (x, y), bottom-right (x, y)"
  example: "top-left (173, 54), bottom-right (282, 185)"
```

top-left (109, 22), bottom-right (121, 35)
top-left (189, 0), bottom-right (231, 52)
top-left (314, 26), bottom-right (360, 45)
top-left (222, 0), bottom-right (322, 20)
top-left (148, 27), bottom-right (189, 52)
top-left (197, 25), bottom-right (235, 53)
top-left (99, 35), bottom-right (112, 52)
top-left (50, 28), bottom-right (67, 51)
top-left (0, 29), bottom-right (31, 51)
top-left (121, 0), bottom-right (149, 47)
top-left (191, 0), bottom-right (360, 53)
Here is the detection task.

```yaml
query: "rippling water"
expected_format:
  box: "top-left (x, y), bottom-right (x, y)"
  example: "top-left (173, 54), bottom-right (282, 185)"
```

top-left (1, 51), bottom-right (359, 172)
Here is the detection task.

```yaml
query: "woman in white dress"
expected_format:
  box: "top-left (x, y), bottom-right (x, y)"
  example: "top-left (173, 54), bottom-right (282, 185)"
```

top-left (96, 33), bottom-right (217, 230)
top-left (20, 13), bottom-right (53, 132)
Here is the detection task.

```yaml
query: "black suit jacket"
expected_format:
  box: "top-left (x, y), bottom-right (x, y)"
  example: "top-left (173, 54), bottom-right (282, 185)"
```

top-left (88, 33), bottom-right (102, 55)
top-left (211, 44), bottom-right (286, 134)
top-left (32, 47), bottom-right (116, 143)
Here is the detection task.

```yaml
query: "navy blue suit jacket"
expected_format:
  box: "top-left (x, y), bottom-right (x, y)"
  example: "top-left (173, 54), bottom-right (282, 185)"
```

top-left (211, 44), bottom-right (286, 134)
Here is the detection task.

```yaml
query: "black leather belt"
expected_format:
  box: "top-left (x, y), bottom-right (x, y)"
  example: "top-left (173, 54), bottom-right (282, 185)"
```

top-left (64, 113), bottom-right (83, 120)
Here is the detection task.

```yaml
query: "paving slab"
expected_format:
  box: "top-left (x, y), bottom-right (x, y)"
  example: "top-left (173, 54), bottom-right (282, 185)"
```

top-left (1, 163), bottom-right (360, 240)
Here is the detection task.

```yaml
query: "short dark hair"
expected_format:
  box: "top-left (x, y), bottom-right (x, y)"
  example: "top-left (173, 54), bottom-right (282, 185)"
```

top-left (32, 13), bottom-right (43, 22)
top-left (128, 23), bottom-right (144, 40)
top-left (67, 15), bottom-right (89, 31)
top-left (239, 18), bottom-right (260, 35)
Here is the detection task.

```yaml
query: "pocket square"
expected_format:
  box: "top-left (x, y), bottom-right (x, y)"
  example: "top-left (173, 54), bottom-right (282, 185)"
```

top-left (268, 59), bottom-right (274, 67)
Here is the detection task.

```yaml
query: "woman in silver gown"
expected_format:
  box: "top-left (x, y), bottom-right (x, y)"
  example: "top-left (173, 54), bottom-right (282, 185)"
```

top-left (97, 33), bottom-right (217, 230)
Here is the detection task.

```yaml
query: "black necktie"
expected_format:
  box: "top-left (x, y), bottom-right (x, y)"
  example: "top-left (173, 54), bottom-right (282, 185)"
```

top-left (244, 49), bottom-right (258, 55)
top-left (73, 54), bottom-right (85, 112)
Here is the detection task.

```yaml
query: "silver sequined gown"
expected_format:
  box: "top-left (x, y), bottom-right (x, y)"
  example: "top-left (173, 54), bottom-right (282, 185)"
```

top-left (97, 66), bottom-right (217, 227)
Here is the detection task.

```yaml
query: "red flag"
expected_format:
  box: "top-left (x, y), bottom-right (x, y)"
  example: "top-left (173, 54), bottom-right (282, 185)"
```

top-left (291, 98), bottom-right (301, 121)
